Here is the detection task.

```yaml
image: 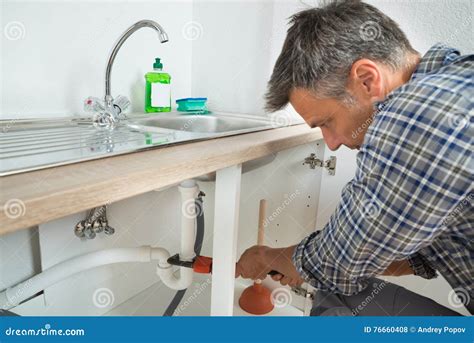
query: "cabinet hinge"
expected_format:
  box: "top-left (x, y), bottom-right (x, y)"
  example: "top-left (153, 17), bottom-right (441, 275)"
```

top-left (303, 154), bottom-right (336, 175)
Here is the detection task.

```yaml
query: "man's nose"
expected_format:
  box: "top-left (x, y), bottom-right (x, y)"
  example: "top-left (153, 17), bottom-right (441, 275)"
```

top-left (321, 129), bottom-right (341, 151)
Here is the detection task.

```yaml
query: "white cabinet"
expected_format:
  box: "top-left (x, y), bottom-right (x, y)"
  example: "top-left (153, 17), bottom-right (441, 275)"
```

top-left (7, 139), bottom-right (358, 316)
top-left (208, 142), bottom-right (358, 315)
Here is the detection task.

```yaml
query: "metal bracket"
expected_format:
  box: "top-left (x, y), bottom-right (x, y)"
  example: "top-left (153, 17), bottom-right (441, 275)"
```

top-left (303, 154), bottom-right (337, 175)
top-left (291, 285), bottom-right (314, 300)
top-left (74, 205), bottom-right (115, 240)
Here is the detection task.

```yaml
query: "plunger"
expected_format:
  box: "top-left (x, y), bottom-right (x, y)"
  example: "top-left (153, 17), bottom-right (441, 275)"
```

top-left (238, 199), bottom-right (275, 315)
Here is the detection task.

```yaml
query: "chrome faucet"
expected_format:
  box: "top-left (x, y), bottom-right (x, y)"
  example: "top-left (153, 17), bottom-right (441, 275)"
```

top-left (85, 20), bottom-right (169, 128)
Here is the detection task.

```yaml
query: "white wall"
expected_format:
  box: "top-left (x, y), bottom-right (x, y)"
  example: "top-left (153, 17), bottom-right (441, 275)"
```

top-left (1, 0), bottom-right (194, 117)
top-left (366, 0), bottom-right (473, 54)
top-left (190, 0), bottom-right (274, 115)
top-left (2, 0), bottom-right (471, 118)
top-left (189, 0), bottom-right (473, 117)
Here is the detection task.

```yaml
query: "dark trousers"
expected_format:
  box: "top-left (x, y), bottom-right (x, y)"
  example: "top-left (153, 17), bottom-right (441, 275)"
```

top-left (311, 278), bottom-right (463, 316)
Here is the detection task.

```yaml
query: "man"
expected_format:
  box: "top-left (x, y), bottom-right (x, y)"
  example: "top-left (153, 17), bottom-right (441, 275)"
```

top-left (235, 0), bottom-right (473, 316)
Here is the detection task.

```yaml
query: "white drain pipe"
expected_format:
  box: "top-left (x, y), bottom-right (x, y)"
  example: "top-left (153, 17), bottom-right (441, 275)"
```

top-left (177, 179), bottom-right (199, 262)
top-left (0, 246), bottom-right (170, 310)
top-left (0, 180), bottom-right (200, 310)
top-left (157, 179), bottom-right (199, 290)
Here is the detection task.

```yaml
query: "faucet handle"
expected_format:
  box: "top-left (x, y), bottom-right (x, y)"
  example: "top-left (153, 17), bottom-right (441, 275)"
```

top-left (93, 110), bottom-right (119, 128)
top-left (84, 96), bottom-right (105, 112)
top-left (84, 95), bottom-right (129, 127)
top-left (113, 95), bottom-right (130, 118)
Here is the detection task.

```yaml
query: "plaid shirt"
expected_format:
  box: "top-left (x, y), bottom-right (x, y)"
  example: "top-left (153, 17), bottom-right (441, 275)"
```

top-left (293, 44), bottom-right (473, 313)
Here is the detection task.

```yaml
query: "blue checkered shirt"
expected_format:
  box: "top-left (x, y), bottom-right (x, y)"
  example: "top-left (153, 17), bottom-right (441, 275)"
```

top-left (293, 44), bottom-right (473, 313)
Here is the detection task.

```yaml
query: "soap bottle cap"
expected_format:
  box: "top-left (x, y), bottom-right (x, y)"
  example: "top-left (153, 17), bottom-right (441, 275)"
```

top-left (153, 58), bottom-right (163, 70)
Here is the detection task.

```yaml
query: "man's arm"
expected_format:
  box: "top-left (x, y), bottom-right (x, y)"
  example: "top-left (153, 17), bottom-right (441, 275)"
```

top-left (381, 260), bottom-right (413, 276)
top-left (235, 244), bottom-right (414, 284)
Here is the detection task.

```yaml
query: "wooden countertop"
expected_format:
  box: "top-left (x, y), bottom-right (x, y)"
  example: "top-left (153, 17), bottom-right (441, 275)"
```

top-left (0, 124), bottom-right (322, 235)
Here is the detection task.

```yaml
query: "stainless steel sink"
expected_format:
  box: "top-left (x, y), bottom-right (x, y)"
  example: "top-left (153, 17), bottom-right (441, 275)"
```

top-left (0, 111), bottom-right (289, 177)
top-left (126, 111), bottom-right (279, 181)
top-left (127, 111), bottom-right (274, 135)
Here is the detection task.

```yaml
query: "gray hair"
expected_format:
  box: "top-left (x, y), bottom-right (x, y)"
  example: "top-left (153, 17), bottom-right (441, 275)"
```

top-left (265, 0), bottom-right (417, 112)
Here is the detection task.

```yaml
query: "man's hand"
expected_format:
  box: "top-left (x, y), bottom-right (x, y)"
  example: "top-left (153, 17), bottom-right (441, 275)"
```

top-left (235, 245), bottom-right (304, 287)
top-left (382, 259), bottom-right (414, 276)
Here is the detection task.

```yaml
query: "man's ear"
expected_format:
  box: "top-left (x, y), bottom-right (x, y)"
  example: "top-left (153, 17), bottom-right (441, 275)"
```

top-left (349, 59), bottom-right (384, 101)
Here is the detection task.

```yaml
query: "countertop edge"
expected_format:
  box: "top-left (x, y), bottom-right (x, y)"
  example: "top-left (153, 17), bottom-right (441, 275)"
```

top-left (0, 124), bottom-right (323, 235)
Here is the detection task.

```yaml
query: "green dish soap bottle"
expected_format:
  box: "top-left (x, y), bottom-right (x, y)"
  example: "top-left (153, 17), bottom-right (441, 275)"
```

top-left (145, 58), bottom-right (171, 113)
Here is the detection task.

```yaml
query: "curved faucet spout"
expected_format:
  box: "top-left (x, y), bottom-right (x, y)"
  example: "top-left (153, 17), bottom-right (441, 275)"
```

top-left (105, 19), bottom-right (169, 100)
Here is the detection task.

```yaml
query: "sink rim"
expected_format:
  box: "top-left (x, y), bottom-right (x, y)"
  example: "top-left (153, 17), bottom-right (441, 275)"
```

top-left (125, 111), bottom-right (279, 135)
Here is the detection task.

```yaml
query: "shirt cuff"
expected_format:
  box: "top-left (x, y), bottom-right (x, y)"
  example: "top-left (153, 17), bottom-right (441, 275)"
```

top-left (292, 231), bottom-right (320, 282)
top-left (292, 231), bottom-right (373, 295)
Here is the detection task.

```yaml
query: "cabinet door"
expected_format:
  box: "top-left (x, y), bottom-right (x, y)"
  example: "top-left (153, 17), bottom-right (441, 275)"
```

top-left (315, 145), bottom-right (358, 230)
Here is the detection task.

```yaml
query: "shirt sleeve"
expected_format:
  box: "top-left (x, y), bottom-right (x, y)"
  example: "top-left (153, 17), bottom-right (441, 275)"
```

top-left (407, 252), bottom-right (438, 279)
top-left (292, 87), bottom-right (473, 295)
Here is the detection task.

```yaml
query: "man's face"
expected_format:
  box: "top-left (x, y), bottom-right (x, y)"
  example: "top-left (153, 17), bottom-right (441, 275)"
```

top-left (289, 88), bottom-right (375, 151)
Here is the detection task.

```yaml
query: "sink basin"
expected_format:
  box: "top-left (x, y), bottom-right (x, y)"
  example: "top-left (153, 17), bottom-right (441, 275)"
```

top-left (127, 112), bottom-right (273, 134)
top-left (126, 111), bottom-right (279, 181)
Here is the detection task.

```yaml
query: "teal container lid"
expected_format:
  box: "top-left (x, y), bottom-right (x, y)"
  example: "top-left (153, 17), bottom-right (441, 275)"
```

top-left (176, 97), bottom-right (210, 114)
top-left (176, 97), bottom-right (207, 103)
top-left (153, 58), bottom-right (163, 69)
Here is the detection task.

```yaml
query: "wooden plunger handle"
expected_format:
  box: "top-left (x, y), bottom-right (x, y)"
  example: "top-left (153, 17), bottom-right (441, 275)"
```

top-left (255, 199), bottom-right (267, 284)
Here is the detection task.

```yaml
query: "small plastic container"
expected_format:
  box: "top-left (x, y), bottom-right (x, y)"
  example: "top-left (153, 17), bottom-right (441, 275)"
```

top-left (176, 97), bottom-right (209, 113)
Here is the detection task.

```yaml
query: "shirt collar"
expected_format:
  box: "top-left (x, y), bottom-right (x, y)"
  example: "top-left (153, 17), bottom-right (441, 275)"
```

top-left (373, 43), bottom-right (460, 111)
top-left (409, 43), bottom-right (460, 82)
